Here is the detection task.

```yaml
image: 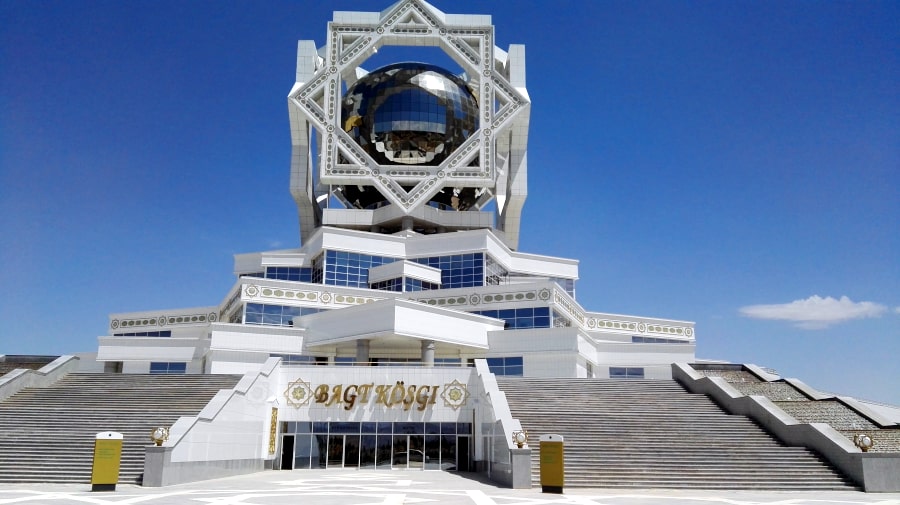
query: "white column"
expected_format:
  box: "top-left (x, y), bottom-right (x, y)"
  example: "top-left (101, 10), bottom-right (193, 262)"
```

top-left (356, 339), bottom-right (371, 365)
top-left (421, 340), bottom-right (435, 367)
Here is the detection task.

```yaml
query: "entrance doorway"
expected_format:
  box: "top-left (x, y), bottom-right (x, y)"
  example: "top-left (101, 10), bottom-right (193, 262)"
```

top-left (327, 434), bottom-right (360, 468)
top-left (391, 435), bottom-right (425, 469)
top-left (280, 436), bottom-right (294, 470)
top-left (279, 421), bottom-right (470, 471)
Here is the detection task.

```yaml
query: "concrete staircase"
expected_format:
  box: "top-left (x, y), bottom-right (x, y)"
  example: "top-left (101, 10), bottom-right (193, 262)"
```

top-left (0, 355), bottom-right (58, 375)
top-left (0, 373), bottom-right (241, 484)
top-left (696, 368), bottom-right (900, 453)
top-left (498, 377), bottom-right (857, 490)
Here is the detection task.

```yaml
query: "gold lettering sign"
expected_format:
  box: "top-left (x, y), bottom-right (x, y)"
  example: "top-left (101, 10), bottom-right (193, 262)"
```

top-left (283, 378), bottom-right (468, 411)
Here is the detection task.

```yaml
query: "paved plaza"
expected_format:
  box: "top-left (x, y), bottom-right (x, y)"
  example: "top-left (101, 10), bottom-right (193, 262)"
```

top-left (0, 470), bottom-right (898, 505)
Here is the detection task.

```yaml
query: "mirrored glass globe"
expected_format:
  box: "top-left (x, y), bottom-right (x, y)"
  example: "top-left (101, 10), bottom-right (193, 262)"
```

top-left (342, 62), bottom-right (478, 166)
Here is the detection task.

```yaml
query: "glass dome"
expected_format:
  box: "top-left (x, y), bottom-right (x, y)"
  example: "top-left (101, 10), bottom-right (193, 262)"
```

top-left (342, 62), bottom-right (478, 166)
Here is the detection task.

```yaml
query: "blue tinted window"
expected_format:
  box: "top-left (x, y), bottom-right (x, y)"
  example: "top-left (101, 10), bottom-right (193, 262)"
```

top-left (114, 331), bottom-right (171, 337)
top-left (471, 307), bottom-right (551, 329)
top-left (330, 422), bottom-right (360, 434)
top-left (486, 356), bottom-right (523, 376)
top-left (245, 303), bottom-right (323, 327)
top-left (371, 277), bottom-right (438, 292)
top-left (265, 266), bottom-right (314, 282)
top-left (149, 362), bottom-right (186, 374)
top-left (324, 250), bottom-right (397, 288)
top-left (411, 253), bottom-right (485, 288)
top-left (404, 278), bottom-right (439, 292)
top-left (434, 358), bottom-right (461, 367)
top-left (271, 354), bottom-right (316, 364)
top-left (610, 367), bottom-right (644, 379)
top-left (371, 278), bottom-right (403, 292)
top-left (553, 278), bottom-right (576, 297)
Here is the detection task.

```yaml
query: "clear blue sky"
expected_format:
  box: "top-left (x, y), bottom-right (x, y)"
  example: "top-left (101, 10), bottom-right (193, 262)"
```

top-left (1, 1), bottom-right (898, 405)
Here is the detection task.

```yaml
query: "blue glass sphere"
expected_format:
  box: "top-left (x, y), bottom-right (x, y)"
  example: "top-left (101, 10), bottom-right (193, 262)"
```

top-left (342, 62), bottom-right (479, 166)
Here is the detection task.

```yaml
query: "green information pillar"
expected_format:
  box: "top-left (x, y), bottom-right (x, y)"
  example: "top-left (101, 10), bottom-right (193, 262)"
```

top-left (539, 434), bottom-right (564, 493)
top-left (91, 431), bottom-right (123, 491)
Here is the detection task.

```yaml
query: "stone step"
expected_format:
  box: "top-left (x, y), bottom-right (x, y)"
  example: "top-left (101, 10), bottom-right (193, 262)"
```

top-left (498, 377), bottom-right (856, 490)
top-left (0, 372), bottom-right (241, 484)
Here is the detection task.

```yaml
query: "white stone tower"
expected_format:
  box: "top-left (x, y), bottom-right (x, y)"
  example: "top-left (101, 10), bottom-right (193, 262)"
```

top-left (288, 0), bottom-right (530, 250)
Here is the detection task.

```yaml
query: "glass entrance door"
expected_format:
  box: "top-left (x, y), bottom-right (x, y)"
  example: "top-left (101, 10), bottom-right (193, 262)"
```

top-left (327, 435), bottom-right (343, 468)
top-left (281, 421), bottom-right (471, 470)
top-left (326, 434), bottom-right (361, 468)
top-left (391, 435), bottom-right (425, 469)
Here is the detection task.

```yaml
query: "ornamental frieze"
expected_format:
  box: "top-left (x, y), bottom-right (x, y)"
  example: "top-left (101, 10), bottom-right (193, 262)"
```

top-left (553, 290), bottom-right (585, 325)
top-left (110, 312), bottom-right (217, 330)
top-left (242, 284), bottom-right (382, 306)
top-left (413, 289), bottom-right (539, 308)
top-left (585, 317), bottom-right (694, 338)
top-left (587, 318), bottom-right (639, 332)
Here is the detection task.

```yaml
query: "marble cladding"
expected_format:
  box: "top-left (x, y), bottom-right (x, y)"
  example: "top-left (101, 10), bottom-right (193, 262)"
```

top-left (774, 399), bottom-right (900, 452)
top-left (693, 365), bottom-right (900, 454)
top-left (729, 381), bottom-right (809, 401)
top-left (694, 369), bottom-right (761, 383)
top-left (775, 400), bottom-right (879, 431)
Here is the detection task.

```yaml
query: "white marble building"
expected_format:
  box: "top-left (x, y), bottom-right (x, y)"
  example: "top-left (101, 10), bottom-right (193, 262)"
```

top-left (97, 0), bottom-right (695, 382)
top-left (88, 0), bottom-right (697, 481)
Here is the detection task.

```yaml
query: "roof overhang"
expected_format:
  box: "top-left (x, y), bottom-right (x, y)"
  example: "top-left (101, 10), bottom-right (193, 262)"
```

top-left (298, 297), bottom-right (502, 350)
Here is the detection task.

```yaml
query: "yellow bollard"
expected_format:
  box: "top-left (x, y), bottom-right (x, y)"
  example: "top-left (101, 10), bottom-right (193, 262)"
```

top-left (539, 434), bottom-right (564, 493)
top-left (91, 432), bottom-right (123, 491)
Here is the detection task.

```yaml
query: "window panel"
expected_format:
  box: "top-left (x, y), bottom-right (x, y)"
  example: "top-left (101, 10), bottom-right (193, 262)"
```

top-left (244, 303), bottom-right (323, 327)
top-left (149, 362), bottom-right (186, 374)
top-left (486, 356), bottom-right (523, 376)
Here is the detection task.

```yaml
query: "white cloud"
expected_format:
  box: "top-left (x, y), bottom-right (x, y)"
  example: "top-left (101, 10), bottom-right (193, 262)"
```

top-left (739, 295), bottom-right (887, 330)
top-left (895, 306), bottom-right (900, 315)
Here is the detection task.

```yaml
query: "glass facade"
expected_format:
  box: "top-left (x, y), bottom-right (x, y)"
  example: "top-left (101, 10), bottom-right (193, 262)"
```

top-left (371, 277), bottom-right (403, 291)
top-left (280, 421), bottom-right (471, 471)
top-left (610, 367), bottom-right (645, 379)
top-left (265, 267), bottom-right (314, 282)
top-left (371, 277), bottom-right (439, 292)
top-left (272, 354), bottom-right (330, 365)
top-left (244, 303), bottom-right (324, 327)
top-left (341, 62), bottom-right (479, 167)
top-left (472, 307), bottom-right (550, 329)
top-left (631, 336), bottom-right (689, 344)
top-left (553, 277), bottom-right (575, 297)
top-left (114, 331), bottom-right (171, 337)
top-left (552, 309), bottom-right (572, 327)
top-left (413, 253), bottom-right (484, 288)
top-left (486, 356), bottom-right (523, 376)
top-left (149, 362), bottom-right (186, 374)
top-left (324, 250), bottom-right (397, 288)
top-left (484, 255), bottom-right (507, 286)
top-left (246, 251), bottom-right (516, 293)
top-left (405, 278), bottom-right (439, 291)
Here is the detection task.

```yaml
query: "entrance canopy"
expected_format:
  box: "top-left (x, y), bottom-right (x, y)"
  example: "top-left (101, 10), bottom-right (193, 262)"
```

top-left (298, 298), bottom-right (501, 352)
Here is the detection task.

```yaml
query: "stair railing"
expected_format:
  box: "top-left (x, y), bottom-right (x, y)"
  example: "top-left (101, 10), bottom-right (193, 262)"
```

top-left (0, 355), bottom-right (80, 402)
top-left (673, 362), bottom-right (900, 492)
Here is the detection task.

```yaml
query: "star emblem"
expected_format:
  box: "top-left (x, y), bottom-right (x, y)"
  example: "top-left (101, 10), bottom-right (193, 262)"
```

top-left (284, 378), bottom-right (314, 408)
top-left (440, 379), bottom-right (470, 410)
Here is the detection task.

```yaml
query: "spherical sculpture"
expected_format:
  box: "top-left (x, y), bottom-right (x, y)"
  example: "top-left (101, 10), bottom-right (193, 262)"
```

top-left (342, 62), bottom-right (479, 166)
